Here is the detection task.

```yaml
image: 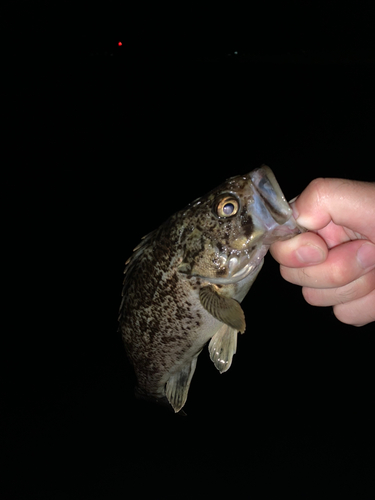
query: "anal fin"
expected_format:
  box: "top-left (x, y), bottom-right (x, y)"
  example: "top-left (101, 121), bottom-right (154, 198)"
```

top-left (166, 354), bottom-right (199, 413)
top-left (209, 324), bottom-right (238, 374)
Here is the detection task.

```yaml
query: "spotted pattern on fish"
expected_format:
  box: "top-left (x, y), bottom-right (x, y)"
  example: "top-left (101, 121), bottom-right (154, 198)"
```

top-left (118, 166), bottom-right (303, 413)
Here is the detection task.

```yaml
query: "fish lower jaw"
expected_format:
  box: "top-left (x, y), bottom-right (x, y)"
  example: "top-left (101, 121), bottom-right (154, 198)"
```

top-left (198, 258), bottom-right (264, 285)
top-left (200, 244), bottom-right (269, 286)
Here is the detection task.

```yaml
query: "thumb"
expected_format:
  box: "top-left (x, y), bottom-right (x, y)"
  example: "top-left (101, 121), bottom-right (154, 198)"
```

top-left (292, 178), bottom-right (375, 242)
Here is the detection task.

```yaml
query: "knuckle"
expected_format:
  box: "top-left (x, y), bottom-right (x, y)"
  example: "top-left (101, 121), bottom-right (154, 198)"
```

top-left (327, 260), bottom-right (350, 287)
top-left (333, 295), bottom-right (375, 327)
top-left (279, 265), bottom-right (294, 282)
top-left (334, 284), bottom-right (357, 304)
top-left (334, 275), bottom-right (370, 304)
top-left (333, 304), bottom-right (361, 327)
top-left (307, 178), bottom-right (329, 206)
top-left (302, 286), bottom-right (319, 306)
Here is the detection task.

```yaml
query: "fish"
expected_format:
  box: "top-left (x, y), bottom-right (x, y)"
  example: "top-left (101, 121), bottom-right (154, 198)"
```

top-left (118, 165), bottom-right (303, 414)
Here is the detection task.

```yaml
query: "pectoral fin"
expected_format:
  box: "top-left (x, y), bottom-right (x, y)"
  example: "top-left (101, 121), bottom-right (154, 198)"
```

top-left (209, 324), bottom-right (238, 373)
top-left (199, 286), bottom-right (246, 333)
top-left (166, 354), bottom-right (199, 413)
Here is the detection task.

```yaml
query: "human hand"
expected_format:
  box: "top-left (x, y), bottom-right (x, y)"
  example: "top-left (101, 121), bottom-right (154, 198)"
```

top-left (270, 178), bottom-right (375, 327)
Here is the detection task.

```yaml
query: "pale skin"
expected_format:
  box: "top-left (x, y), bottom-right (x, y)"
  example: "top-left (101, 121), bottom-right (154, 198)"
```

top-left (270, 178), bottom-right (375, 327)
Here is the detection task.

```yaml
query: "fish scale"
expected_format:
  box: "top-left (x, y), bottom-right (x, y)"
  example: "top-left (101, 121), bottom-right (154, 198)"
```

top-left (118, 165), bottom-right (303, 413)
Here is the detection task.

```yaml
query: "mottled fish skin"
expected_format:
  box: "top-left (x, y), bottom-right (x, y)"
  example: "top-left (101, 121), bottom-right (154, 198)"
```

top-left (118, 165), bottom-right (303, 413)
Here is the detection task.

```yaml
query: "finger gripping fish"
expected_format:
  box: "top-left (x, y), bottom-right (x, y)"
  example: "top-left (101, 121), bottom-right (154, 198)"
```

top-left (118, 166), bottom-right (302, 413)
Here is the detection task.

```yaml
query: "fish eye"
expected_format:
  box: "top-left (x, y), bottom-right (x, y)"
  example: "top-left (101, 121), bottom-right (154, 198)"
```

top-left (216, 195), bottom-right (239, 218)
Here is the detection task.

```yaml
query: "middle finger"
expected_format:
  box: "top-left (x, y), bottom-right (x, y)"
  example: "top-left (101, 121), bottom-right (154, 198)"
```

top-left (301, 269), bottom-right (375, 307)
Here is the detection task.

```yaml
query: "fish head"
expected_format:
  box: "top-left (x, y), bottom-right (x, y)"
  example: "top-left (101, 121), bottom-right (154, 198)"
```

top-left (179, 165), bottom-right (303, 284)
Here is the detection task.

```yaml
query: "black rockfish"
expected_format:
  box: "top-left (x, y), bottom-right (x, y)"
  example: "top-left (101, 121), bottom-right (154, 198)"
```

top-left (119, 166), bottom-right (303, 413)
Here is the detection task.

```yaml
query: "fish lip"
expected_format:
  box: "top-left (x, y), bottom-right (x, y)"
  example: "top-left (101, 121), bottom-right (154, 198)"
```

top-left (250, 165), bottom-right (293, 225)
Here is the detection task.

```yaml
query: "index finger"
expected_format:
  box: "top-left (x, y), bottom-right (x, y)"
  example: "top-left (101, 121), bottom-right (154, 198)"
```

top-left (292, 178), bottom-right (375, 242)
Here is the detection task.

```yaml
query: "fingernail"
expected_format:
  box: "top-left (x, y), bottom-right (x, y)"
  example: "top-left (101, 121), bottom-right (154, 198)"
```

top-left (296, 244), bottom-right (325, 264)
top-left (357, 242), bottom-right (375, 270)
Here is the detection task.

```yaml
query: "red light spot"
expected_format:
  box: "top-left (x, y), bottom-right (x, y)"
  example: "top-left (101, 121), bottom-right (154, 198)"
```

top-left (118, 41), bottom-right (122, 47)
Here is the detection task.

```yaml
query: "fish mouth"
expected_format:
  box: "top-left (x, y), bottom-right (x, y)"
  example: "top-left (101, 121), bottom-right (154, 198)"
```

top-left (250, 165), bottom-right (293, 225)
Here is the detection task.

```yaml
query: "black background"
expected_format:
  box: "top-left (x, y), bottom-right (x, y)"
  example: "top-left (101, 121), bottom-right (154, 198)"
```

top-left (5, 2), bottom-right (375, 497)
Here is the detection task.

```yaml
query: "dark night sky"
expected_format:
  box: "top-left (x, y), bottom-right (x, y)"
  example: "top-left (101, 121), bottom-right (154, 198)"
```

top-left (5, 3), bottom-right (375, 497)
